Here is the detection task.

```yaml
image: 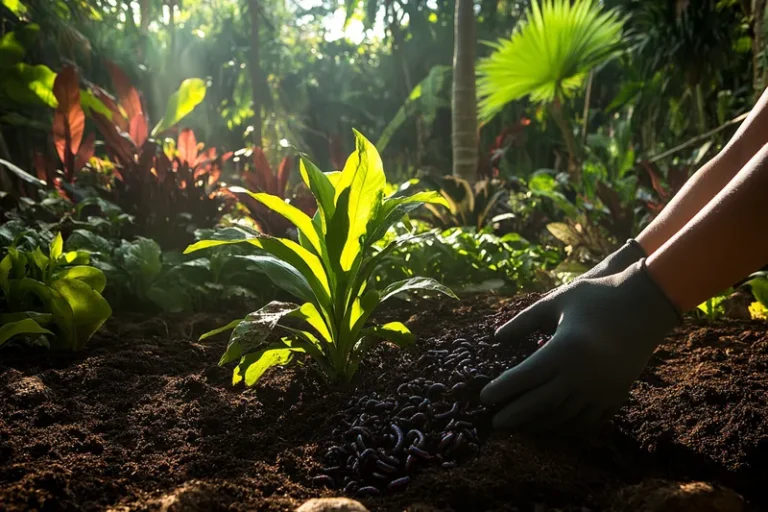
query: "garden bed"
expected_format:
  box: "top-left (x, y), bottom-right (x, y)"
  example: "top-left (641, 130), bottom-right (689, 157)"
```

top-left (1, 294), bottom-right (767, 511)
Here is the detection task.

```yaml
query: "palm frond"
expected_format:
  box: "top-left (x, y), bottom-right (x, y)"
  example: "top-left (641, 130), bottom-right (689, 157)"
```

top-left (477, 0), bottom-right (626, 122)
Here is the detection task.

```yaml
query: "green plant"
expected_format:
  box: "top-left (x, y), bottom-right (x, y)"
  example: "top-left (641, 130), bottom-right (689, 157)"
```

top-left (186, 131), bottom-right (456, 385)
top-left (477, 0), bottom-right (626, 175)
top-left (235, 148), bottom-right (317, 236)
top-left (418, 175), bottom-right (507, 231)
top-left (0, 232), bottom-right (111, 349)
top-left (372, 219), bottom-right (560, 293)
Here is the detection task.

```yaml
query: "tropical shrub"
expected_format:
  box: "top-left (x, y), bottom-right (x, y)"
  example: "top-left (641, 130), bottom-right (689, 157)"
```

top-left (0, 233), bottom-right (111, 350)
top-left (372, 219), bottom-right (561, 294)
top-left (186, 131), bottom-right (456, 386)
top-left (417, 175), bottom-right (507, 231)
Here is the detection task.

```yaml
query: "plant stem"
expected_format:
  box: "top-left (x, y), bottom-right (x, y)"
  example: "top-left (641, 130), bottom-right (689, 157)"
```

top-left (549, 99), bottom-right (580, 182)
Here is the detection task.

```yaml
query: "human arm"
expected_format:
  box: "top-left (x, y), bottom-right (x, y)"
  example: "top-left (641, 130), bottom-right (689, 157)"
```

top-left (637, 87), bottom-right (768, 255)
top-left (481, 142), bottom-right (768, 432)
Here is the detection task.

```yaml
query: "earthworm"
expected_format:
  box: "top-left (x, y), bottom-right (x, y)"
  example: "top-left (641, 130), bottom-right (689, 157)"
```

top-left (406, 429), bottom-right (425, 447)
top-left (408, 445), bottom-right (432, 460)
top-left (356, 486), bottom-right (381, 497)
top-left (377, 449), bottom-right (400, 467)
top-left (348, 426), bottom-right (373, 439)
top-left (356, 434), bottom-right (367, 451)
top-left (375, 459), bottom-right (398, 474)
top-left (428, 383), bottom-right (447, 396)
top-left (439, 432), bottom-right (456, 452)
top-left (409, 412), bottom-right (427, 425)
top-left (387, 476), bottom-right (411, 491)
top-left (454, 421), bottom-right (473, 429)
top-left (417, 398), bottom-right (431, 411)
top-left (312, 475), bottom-right (335, 487)
top-left (441, 461), bottom-right (457, 469)
top-left (371, 471), bottom-right (389, 481)
top-left (360, 448), bottom-right (378, 462)
top-left (396, 405), bottom-right (417, 417)
top-left (390, 423), bottom-right (405, 452)
top-left (344, 481), bottom-right (360, 494)
top-left (450, 382), bottom-right (467, 394)
top-left (405, 454), bottom-right (417, 472)
top-left (397, 383), bottom-right (411, 395)
top-left (408, 395), bottom-right (423, 404)
top-left (435, 402), bottom-right (458, 420)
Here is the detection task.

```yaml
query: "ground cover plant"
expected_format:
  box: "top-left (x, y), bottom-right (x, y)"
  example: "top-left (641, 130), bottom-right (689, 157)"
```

top-left (186, 131), bottom-right (457, 385)
top-left (0, 232), bottom-right (111, 350)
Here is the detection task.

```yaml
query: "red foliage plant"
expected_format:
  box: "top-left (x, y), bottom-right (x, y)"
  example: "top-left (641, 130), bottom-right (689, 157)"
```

top-left (32, 65), bottom-right (96, 200)
top-left (237, 147), bottom-right (317, 236)
top-left (640, 160), bottom-right (690, 216)
top-left (86, 62), bottom-right (234, 248)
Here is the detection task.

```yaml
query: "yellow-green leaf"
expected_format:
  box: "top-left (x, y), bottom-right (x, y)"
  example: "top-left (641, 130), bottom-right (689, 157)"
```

top-left (54, 266), bottom-right (107, 293)
top-left (49, 232), bottom-right (63, 261)
top-left (233, 344), bottom-right (298, 386)
top-left (0, 318), bottom-right (52, 346)
top-left (334, 130), bottom-right (386, 271)
top-left (151, 78), bottom-right (206, 137)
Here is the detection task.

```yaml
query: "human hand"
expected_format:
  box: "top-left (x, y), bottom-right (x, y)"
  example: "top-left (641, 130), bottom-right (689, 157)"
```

top-left (480, 259), bottom-right (681, 432)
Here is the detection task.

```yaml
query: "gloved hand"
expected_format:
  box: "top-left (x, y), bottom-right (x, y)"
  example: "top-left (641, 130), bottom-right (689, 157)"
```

top-left (480, 259), bottom-right (681, 432)
top-left (576, 238), bottom-right (647, 280)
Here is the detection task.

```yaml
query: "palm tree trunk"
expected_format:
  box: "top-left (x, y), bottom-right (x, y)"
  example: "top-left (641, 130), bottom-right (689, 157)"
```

top-left (248, 0), bottom-right (263, 148)
top-left (451, 0), bottom-right (478, 182)
top-left (549, 98), bottom-right (580, 181)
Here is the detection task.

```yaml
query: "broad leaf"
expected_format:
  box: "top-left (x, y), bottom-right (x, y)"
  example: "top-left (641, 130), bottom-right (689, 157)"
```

top-left (0, 158), bottom-right (46, 187)
top-left (2, 63), bottom-right (57, 107)
top-left (220, 301), bottom-right (298, 365)
top-left (0, 311), bottom-right (54, 325)
top-left (362, 321), bottom-right (415, 348)
top-left (50, 278), bottom-right (111, 350)
top-left (199, 319), bottom-right (242, 341)
top-left (0, 318), bottom-right (53, 346)
top-left (299, 157), bottom-right (336, 234)
top-left (54, 266), bottom-right (107, 294)
top-left (50, 232), bottom-right (64, 261)
top-left (380, 277), bottom-right (458, 303)
top-left (286, 301), bottom-right (332, 343)
top-left (233, 343), bottom-right (300, 386)
top-left (230, 188), bottom-right (325, 259)
top-left (52, 65), bottom-right (85, 166)
top-left (367, 191), bottom-right (449, 245)
top-left (236, 254), bottom-right (316, 303)
top-left (151, 78), bottom-right (207, 136)
top-left (334, 131), bottom-right (386, 271)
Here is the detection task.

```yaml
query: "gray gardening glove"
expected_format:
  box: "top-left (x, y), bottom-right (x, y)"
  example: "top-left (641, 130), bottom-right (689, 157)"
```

top-left (481, 259), bottom-right (681, 432)
top-left (576, 238), bottom-right (647, 280)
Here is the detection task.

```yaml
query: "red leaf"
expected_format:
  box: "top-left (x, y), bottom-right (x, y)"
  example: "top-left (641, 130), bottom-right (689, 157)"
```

top-left (52, 65), bottom-right (85, 168)
top-left (177, 129), bottom-right (198, 165)
top-left (129, 115), bottom-right (148, 147)
top-left (92, 112), bottom-right (134, 165)
top-left (106, 61), bottom-right (144, 124)
top-left (248, 147), bottom-right (274, 193)
top-left (641, 161), bottom-right (668, 201)
top-left (33, 152), bottom-right (51, 183)
top-left (276, 156), bottom-right (293, 197)
top-left (91, 86), bottom-right (128, 131)
top-left (75, 132), bottom-right (96, 171)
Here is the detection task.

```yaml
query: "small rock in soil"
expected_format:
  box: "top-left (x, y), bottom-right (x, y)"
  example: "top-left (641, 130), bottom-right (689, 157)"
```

top-left (613, 479), bottom-right (744, 512)
top-left (157, 480), bottom-right (220, 512)
top-left (296, 497), bottom-right (369, 512)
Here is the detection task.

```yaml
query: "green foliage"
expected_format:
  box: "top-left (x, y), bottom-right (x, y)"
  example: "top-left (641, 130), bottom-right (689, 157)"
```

top-left (477, 0), bottom-right (626, 121)
top-left (151, 78), bottom-right (207, 137)
top-left (66, 228), bottom-right (274, 314)
top-left (372, 220), bottom-right (560, 294)
top-left (187, 131), bottom-right (456, 385)
top-left (418, 176), bottom-right (507, 231)
top-left (0, 232), bottom-right (111, 350)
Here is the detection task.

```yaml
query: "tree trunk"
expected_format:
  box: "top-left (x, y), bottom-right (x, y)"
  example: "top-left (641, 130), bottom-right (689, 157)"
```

top-left (753, 0), bottom-right (767, 94)
top-left (451, 0), bottom-right (478, 182)
top-left (248, 0), bottom-right (263, 148)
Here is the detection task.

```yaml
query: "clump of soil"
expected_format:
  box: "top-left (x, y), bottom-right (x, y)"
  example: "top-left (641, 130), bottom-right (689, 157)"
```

top-left (1, 294), bottom-right (766, 511)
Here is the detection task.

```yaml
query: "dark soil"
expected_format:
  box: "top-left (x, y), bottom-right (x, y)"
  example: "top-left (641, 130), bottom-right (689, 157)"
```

top-left (1, 294), bottom-right (767, 511)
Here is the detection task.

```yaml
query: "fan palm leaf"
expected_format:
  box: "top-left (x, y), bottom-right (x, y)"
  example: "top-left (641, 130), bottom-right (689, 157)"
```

top-left (477, 0), bottom-right (626, 122)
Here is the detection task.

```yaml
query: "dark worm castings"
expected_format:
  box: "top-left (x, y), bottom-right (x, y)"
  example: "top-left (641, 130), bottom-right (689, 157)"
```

top-left (314, 336), bottom-right (515, 498)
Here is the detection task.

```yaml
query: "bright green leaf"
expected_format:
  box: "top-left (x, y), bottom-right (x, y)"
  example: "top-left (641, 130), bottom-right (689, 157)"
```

top-left (199, 319), bottom-right (242, 341)
top-left (380, 277), bottom-right (458, 303)
top-left (233, 343), bottom-right (298, 386)
top-left (50, 278), bottom-right (111, 350)
top-left (362, 321), bottom-right (415, 348)
top-left (0, 318), bottom-right (52, 346)
top-left (221, 301), bottom-right (298, 365)
top-left (49, 232), bottom-right (63, 261)
top-left (54, 266), bottom-right (107, 294)
top-left (151, 78), bottom-right (207, 137)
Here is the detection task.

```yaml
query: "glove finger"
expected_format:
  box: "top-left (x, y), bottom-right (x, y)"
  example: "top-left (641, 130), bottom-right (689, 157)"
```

top-left (494, 299), bottom-right (558, 343)
top-left (570, 404), bottom-right (606, 433)
top-left (480, 342), bottom-right (559, 406)
top-left (491, 377), bottom-right (569, 431)
top-left (535, 396), bottom-right (586, 431)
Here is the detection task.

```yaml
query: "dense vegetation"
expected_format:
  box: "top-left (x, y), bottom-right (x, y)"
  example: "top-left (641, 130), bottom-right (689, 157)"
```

top-left (2, 0), bottom-right (768, 363)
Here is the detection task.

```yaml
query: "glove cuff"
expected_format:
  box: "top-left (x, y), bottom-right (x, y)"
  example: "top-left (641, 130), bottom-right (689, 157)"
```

top-left (635, 258), bottom-right (684, 327)
top-left (625, 238), bottom-right (647, 259)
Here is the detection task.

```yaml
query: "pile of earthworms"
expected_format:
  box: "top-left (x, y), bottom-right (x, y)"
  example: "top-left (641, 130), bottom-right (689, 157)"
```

top-left (313, 335), bottom-right (521, 498)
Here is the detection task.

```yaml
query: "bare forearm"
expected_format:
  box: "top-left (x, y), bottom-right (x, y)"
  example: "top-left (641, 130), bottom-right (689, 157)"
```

top-left (637, 88), bottom-right (768, 255)
top-left (647, 142), bottom-right (768, 312)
